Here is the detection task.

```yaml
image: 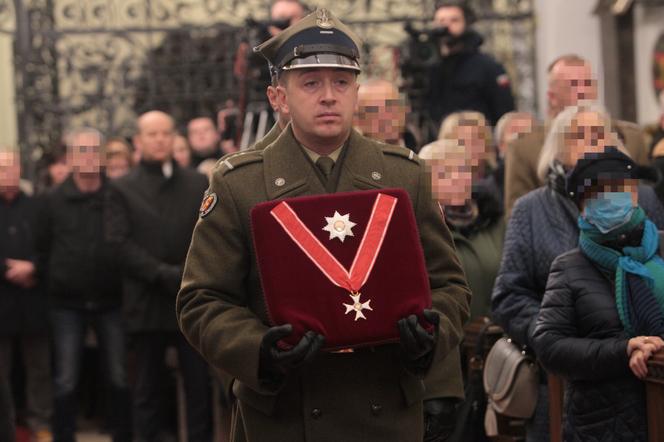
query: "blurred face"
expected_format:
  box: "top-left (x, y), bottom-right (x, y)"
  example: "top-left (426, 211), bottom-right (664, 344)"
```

top-left (68, 132), bottom-right (103, 175)
top-left (269, 0), bottom-right (305, 36)
top-left (106, 154), bottom-right (130, 179)
top-left (0, 151), bottom-right (20, 192)
top-left (499, 114), bottom-right (534, 157)
top-left (548, 61), bottom-right (598, 117)
top-left (456, 122), bottom-right (488, 169)
top-left (582, 179), bottom-right (639, 210)
top-left (48, 159), bottom-right (69, 185)
top-left (355, 81), bottom-right (406, 145)
top-left (135, 112), bottom-right (175, 163)
top-left (187, 118), bottom-right (219, 155)
top-left (173, 135), bottom-right (191, 168)
top-left (277, 68), bottom-right (359, 150)
top-left (433, 6), bottom-right (466, 36)
top-left (105, 139), bottom-right (130, 155)
top-left (428, 153), bottom-right (472, 206)
top-left (562, 112), bottom-right (609, 167)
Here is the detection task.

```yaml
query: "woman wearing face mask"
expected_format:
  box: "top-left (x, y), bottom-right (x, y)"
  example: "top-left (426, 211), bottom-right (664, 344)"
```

top-left (491, 103), bottom-right (664, 441)
top-left (533, 148), bottom-right (664, 441)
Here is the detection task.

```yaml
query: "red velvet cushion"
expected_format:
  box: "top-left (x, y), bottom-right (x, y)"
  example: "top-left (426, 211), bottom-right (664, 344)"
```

top-left (251, 188), bottom-right (431, 351)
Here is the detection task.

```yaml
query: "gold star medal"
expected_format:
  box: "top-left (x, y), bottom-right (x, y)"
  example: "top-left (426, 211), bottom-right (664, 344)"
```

top-left (322, 211), bottom-right (356, 242)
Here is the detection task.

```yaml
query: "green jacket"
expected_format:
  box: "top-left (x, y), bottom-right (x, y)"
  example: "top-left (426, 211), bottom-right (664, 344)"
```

top-left (177, 126), bottom-right (471, 442)
top-left (451, 219), bottom-right (505, 319)
top-left (238, 122), bottom-right (466, 403)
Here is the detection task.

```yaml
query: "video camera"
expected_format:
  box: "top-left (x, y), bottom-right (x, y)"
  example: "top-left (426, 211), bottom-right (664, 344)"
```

top-left (402, 23), bottom-right (451, 68)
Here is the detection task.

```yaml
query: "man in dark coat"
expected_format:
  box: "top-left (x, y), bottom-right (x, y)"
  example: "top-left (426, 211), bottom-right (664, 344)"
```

top-left (426, 1), bottom-right (515, 130)
top-left (177, 9), bottom-right (471, 442)
top-left (106, 111), bottom-right (211, 442)
top-left (0, 148), bottom-right (52, 440)
top-left (35, 128), bottom-right (130, 441)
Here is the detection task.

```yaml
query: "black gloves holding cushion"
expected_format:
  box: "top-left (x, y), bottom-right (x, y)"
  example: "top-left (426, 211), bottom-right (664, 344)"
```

top-left (397, 309), bottom-right (439, 375)
top-left (259, 324), bottom-right (325, 387)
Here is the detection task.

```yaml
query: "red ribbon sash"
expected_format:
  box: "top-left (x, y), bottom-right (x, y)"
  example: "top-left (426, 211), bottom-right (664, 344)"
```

top-left (270, 193), bottom-right (397, 293)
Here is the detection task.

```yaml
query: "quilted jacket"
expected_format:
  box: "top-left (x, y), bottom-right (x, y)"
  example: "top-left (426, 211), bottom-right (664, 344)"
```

top-left (533, 249), bottom-right (647, 442)
top-left (491, 183), bottom-right (664, 350)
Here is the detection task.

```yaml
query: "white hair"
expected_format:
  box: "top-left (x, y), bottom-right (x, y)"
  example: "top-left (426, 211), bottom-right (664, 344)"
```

top-left (64, 127), bottom-right (106, 150)
top-left (536, 102), bottom-right (626, 182)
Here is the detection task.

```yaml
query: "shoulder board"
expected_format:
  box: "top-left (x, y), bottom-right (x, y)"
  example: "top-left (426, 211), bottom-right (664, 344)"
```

top-left (217, 150), bottom-right (263, 175)
top-left (380, 144), bottom-right (419, 164)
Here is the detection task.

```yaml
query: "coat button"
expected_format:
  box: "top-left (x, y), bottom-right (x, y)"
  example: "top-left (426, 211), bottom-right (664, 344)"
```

top-left (370, 403), bottom-right (382, 416)
top-left (311, 408), bottom-right (322, 419)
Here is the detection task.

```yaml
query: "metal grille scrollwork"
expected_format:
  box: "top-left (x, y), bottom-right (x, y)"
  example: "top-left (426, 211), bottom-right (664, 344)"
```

top-left (10, 0), bottom-right (536, 171)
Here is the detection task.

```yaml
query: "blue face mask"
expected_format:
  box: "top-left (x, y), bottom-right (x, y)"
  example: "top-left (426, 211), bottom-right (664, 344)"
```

top-left (583, 191), bottom-right (635, 233)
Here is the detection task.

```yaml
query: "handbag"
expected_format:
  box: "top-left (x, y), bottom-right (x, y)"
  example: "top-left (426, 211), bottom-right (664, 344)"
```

top-left (483, 337), bottom-right (539, 437)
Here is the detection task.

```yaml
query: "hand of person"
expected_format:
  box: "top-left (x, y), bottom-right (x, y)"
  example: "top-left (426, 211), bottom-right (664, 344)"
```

top-left (397, 310), bottom-right (439, 374)
top-left (4, 259), bottom-right (36, 289)
top-left (423, 397), bottom-right (458, 442)
top-left (259, 324), bottom-right (325, 379)
top-left (627, 336), bottom-right (664, 356)
top-left (629, 349), bottom-right (651, 379)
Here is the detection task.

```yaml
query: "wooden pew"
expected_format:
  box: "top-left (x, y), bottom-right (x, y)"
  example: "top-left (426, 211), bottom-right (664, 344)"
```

top-left (646, 351), bottom-right (664, 442)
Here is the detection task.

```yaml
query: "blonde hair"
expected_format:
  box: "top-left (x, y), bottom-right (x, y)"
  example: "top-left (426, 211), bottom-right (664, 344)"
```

top-left (438, 111), bottom-right (489, 141)
top-left (419, 139), bottom-right (467, 166)
top-left (437, 111), bottom-right (495, 169)
top-left (536, 102), bottom-right (626, 183)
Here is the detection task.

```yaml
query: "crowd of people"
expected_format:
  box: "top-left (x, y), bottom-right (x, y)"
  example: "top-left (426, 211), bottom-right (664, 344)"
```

top-left (3, 0), bottom-right (664, 442)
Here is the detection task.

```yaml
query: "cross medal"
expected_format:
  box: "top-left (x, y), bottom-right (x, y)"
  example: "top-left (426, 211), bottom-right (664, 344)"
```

top-left (343, 291), bottom-right (373, 321)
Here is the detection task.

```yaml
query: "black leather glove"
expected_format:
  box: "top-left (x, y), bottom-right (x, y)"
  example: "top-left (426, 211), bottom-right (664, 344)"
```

top-left (423, 398), bottom-right (458, 442)
top-left (259, 324), bottom-right (325, 385)
top-left (397, 309), bottom-right (439, 375)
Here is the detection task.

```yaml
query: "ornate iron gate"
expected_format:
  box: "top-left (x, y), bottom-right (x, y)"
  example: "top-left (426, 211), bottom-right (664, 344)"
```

top-left (3, 0), bottom-right (536, 175)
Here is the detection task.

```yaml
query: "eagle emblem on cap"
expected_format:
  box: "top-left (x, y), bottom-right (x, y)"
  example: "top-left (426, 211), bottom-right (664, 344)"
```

top-left (316, 8), bottom-right (334, 29)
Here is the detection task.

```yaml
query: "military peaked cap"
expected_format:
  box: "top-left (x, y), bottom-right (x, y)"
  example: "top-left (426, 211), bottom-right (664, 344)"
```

top-left (254, 8), bottom-right (362, 73)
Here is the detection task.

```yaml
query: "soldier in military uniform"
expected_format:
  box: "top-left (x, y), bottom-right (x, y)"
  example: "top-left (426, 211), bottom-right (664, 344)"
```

top-left (177, 9), bottom-right (471, 442)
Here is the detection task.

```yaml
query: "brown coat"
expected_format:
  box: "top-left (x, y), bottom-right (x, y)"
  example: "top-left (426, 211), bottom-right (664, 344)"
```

top-left (176, 126), bottom-right (471, 442)
top-left (504, 120), bottom-right (649, 218)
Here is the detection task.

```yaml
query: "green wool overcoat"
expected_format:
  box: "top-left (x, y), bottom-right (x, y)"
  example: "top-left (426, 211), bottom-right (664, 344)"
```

top-left (176, 126), bottom-right (471, 442)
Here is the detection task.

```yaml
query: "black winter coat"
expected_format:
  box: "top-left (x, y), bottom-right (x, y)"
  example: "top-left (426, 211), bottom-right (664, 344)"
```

top-left (491, 183), bottom-right (664, 350)
top-left (426, 30), bottom-right (515, 128)
top-left (106, 160), bottom-right (207, 332)
top-left (0, 192), bottom-right (48, 335)
top-left (35, 176), bottom-right (122, 311)
top-left (533, 249), bottom-right (646, 442)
